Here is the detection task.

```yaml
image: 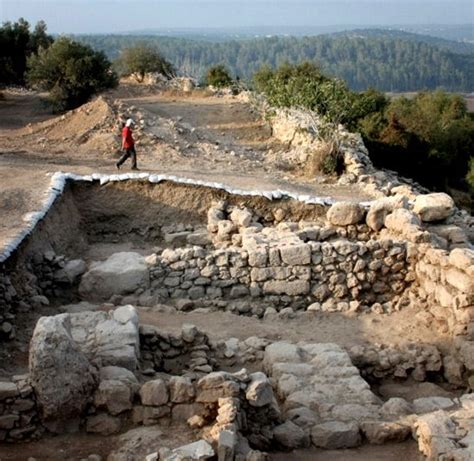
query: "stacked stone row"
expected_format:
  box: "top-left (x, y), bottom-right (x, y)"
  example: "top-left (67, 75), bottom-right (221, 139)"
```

top-left (146, 236), bottom-right (410, 314)
top-left (0, 376), bottom-right (40, 442)
top-left (348, 343), bottom-right (444, 383)
top-left (0, 269), bottom-right (17, 340)
top-left (139, 323), bottom-right (215, 376)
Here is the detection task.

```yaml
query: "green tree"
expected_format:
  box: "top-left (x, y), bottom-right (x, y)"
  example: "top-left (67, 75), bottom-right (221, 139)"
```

top-left (116, 43), bottom-right (175, 82)
top-left (467, 157), bottom-right (474, 191)
top-left (0, 18), bottom-right (53, 85)
top-left (27, 37), bottom-right (117, 110)
top-left (205, 64), bottom-right (233, 88)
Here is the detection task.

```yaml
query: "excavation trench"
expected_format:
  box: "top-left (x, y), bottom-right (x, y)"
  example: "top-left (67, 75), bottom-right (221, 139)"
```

top-left (0, 177), bottom-right (472, 460)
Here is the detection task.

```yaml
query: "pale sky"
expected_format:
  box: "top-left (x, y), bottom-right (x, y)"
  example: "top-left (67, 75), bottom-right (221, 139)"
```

top-left (0, 0), bottom-right (472, 34)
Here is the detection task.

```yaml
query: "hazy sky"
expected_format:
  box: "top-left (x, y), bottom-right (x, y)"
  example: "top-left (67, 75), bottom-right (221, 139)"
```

top-left (1, 0), bottom-right (472, 34)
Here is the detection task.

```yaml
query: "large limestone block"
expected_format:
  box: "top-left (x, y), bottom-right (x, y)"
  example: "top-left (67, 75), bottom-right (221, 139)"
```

top-left (246, 372), bottom-right (274, 407)
top-left (449, 248), bottom-right (474, 271)
top-left (94, 379), bottom-right (134, 415)
top-left (160, 439), bottom-right (215, 461)
top-left (311, 421), bottom-right (361, 449)
top-left (366, 195), bottom-right (408, 231)
top-left (327, 202), bottom-right (364, 226)
top-left (229, 207), bottom-right (253, 227)
top-left (360, 421), bottom-right (411, 444)
top-left (384, 208), bottom-right (421, 232)
top-left (29, 315), bottom-right (98, 433)
top-left (69, 305), bottom-right (140, 371)
top-left (169, 376), bottom-right (195, 403)
top-left (86, 413), bottom-right (121, 435)
top-left (446, 268), bottom-right (474, 294)
top-left (273, 420), bottom-right (310, 448)
top-left (79, 252), bottom-right (149, 301)
top-left (414, 410), bottom-right (459, 459)
top-left (196, 372), bottom-right (240, 403)
top-left (140, 379), bottom-right (169, 406)
top-left (414, 193), bottom-right (455, 222)
top-left (279, 243), bottom-right (311, 265)
top-left (263, 280), bottom-right (309, 296)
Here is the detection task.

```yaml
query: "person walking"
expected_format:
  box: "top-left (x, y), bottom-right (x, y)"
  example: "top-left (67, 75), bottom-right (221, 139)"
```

top-left (116, 118), bottom-right (138, 170)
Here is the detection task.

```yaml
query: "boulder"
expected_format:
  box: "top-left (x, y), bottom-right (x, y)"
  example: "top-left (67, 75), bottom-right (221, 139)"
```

top-left (196, 372), bottom-right (240, 403)
top-left (414, 410), bottom-right (459, 459)
top-left (263, 342), bottom-right (302, 368)
top-left (414, 193), bottom-right (455, 222)
top-left (86, 414), bottom-right (121, 435)
top-left (413, 397), bottom-right (455, 414)
top-left (327, 202), bottom-right (364, 226)
top-left (380, 398), bottom-right (413, 418)
top-left (448, 248), bottom-right (474, 271)
top-left (0, 382), bottom-right (19, 400)
top-left (94, 379), bottom-right (134, 415)
top-left (279, 243), bottom-right (311, 265)
top-left (245, 372), bottom-right (274, 407)
top-left (384, 208), bottom-right (421, 232)
top-left (161, 440), bottom-right (215, 461)
top-left (29, 314), bottom-right (98, 433)
top-left (79, 252), bottom-right (149, 301)
top-left (311, 421), bottom-right (361, 449)
top-left (99, 366), bottom-right (139, 388)
top-left (230, 207), bottom-right (253, 227)
top-left (169, 376), bottom-right (195, 403)
top-left (285, 407), bottom-right (319, 429)
top-left (460, 342), bottom-right (474, 371)
top-left (360, 421), bottom-right (411, 444)
top-left (366, 195), bottom-right (408, 231)
top-left (63, 259), bottom-right (87, 283)
top-left (139, 379), bottom-right (169, 406)
top-left (273, 420), bottom-right (310, 449)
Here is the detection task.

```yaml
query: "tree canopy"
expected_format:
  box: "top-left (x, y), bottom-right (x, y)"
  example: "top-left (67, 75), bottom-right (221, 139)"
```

top-left (0, 18), bottom-right (53, 85)
top-left (27, 37), bottom-right (118, 110)
top-left (115, 43), bottom-right (175, 82)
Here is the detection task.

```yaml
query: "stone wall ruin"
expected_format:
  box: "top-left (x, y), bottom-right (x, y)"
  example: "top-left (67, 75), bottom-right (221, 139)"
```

top-left (0, 172), bottom-right (473, 459)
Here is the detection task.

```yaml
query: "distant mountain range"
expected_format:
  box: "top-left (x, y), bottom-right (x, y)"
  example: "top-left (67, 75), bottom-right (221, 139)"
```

top-left (331, 29), bottom-right (474, 55)
top-left (77, 26), bottom-right (474, 92)
top-left (117, 24), bottom-right (474, 44)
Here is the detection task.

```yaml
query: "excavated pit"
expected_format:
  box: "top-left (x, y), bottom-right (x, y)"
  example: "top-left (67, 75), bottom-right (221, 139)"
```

top-left (0, 176), bottom-right (473, 460)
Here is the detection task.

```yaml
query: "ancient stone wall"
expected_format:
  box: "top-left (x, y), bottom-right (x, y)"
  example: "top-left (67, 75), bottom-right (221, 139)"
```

top-left (0, 375), bottom-right (40, 442)
top-left (147, 237), bottom-right (410, 314)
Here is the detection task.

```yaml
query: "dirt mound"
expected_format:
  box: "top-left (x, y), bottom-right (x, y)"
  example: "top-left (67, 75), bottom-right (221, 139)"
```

top-left (17, 96), bottom-right (124, 155)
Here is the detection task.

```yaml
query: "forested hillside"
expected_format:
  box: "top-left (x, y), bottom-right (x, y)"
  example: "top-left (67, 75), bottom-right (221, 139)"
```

top-left (77, 34), bottom-right (473, 91)
top-left (331, 29), bottom-right (474, 55)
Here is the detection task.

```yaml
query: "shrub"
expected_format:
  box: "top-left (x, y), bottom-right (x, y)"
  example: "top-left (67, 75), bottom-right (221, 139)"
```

top-left (116, 43), bottom-right (175, 82)
top-left (205, 64), bottom-right (233, 88)
top-left (27, 37), bottom-right (117, 110)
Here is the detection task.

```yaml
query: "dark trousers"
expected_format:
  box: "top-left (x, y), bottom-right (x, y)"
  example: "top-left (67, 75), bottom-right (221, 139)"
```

top-left (117, 146), bottom-right (137, 169)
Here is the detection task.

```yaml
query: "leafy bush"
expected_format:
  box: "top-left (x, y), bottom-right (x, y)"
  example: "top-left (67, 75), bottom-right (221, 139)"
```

top-left (116, 43), bottom-right (175, 82)
top-left (27, 37), bottom-right (117, 111)
top-left (253, 62), bottom-right (383, 127)
top-left (0, 18), bottom-right (53, 85)
top-left (361, 91), bottom-right (474, 192)
top-left (467, 157), bottom-right (474, 191)
top-left (205, 64), bottom-right (233, 88)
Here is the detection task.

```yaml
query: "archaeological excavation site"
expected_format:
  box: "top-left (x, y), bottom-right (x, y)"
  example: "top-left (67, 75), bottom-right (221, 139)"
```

top-left (0, 101), bottom-right (473, 461)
